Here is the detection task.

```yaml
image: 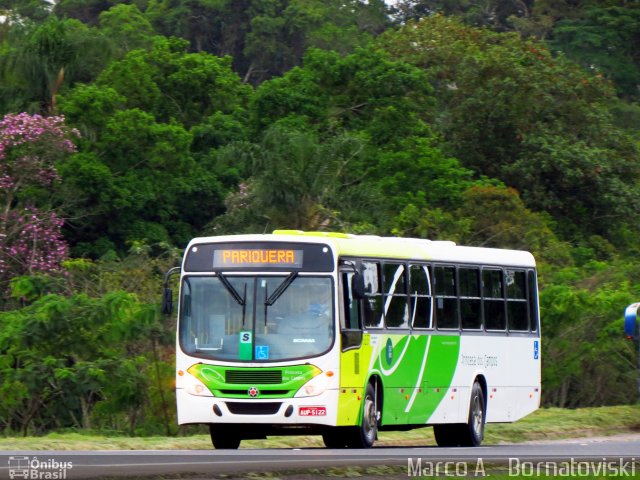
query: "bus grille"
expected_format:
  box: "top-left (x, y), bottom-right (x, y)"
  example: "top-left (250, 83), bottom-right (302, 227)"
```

top-left (219, 389), bottom-right (289, 396)
top-left (226, 402), bottom-right (282, 415)
top-left (225, 370), bottom-right (283, 385)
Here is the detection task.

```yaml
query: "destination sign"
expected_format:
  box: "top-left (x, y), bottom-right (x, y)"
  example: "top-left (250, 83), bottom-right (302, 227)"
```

top-left (184, 241), bottom-right (334, 272)
top-left (213, 249), bottom-right (303, 268)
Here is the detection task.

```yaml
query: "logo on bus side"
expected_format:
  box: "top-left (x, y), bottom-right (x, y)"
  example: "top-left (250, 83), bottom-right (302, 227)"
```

top-left (385, 338), bottom-right (393, 366)
top-left (248, 387), bottom-right (259, 398)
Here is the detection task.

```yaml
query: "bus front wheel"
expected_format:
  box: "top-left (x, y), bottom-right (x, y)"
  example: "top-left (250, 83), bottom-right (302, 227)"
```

top-left (347, 383), bottom-right (378, 448)
top-left (322, 428), bottom-right (348, 448)
top-left (209, 425), bottom-right (241, 449)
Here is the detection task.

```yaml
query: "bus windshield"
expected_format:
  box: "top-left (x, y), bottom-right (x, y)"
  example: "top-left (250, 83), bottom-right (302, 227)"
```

top-left (179, 275), bottom-right (334, 361)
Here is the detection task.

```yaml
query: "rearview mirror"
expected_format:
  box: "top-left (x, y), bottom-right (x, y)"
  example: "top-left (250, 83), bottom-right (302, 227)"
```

top-left (161, 266), bottom-right (181, 316)
top-left (161, 287), bottom-right (173, 315)
top-left (351, 272), bottom-right (366, 300)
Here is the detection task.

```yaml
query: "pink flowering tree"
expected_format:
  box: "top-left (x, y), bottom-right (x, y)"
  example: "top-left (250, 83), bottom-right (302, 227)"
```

top-left (0, 113), bottom-right (79, 292)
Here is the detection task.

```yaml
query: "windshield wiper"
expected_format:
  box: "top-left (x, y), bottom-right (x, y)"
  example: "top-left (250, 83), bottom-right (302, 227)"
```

top-left (216, 272), bottom-right (247, 325)
top-left (216, 272), bottom-right (245, 305)
top-left (265, 272), bottom-right (298, 306)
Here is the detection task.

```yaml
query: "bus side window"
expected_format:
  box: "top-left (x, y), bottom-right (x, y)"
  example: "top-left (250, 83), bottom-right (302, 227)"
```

top-left (434, 265), bottom-right (459, 329)
top-left (459, 267), bottom-right (482, 330)
top-left (383, 263), bottom-right (408, 328)
top-left (506, 269), bottom-right (528, 331)
top-left (410, 264), bottom-right (432, 329)
top-left (362, 261), bottom-right (383, 328)
top-left (528, 269), bottom-right (539, 332)
top-left (483, 268), bottom-right (506, 331)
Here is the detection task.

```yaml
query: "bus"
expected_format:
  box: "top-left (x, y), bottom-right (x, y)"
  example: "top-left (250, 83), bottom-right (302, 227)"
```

top-left (163, 231), bottom-right (541, 449)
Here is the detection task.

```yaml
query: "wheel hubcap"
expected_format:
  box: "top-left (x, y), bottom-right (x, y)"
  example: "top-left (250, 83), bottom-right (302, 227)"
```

top-left (363, 395), bottom-right (376, 440)
top-left (472, 394), bottom-right (483, 436)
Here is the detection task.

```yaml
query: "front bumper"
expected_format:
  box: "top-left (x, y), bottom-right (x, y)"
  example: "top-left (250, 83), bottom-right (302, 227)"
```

top-left (176, 388), bottom-right (339, 426)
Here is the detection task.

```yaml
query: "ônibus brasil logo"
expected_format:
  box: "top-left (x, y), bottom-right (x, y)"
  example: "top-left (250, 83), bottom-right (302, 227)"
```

top-left (8, 456), bottom-right (73, 479)
top-left (248, 386), bottom-right (259, 397)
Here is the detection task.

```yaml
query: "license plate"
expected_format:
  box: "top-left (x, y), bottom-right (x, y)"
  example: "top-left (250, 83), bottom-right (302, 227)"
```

top-left (299, 406), bottom-right (326, 416)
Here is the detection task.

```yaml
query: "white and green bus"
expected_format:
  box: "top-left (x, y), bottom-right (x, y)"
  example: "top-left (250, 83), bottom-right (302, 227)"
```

top-left (164, 231), bottom-right (541, 449)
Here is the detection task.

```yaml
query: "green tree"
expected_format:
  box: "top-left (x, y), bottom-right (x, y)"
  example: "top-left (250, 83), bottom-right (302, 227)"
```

top-left (392, 0), bottom-right (535, 31)
top-left (551, 5), bottom-right (640, 99)
top-left (389, 184), bottom-right (570, 266)
top-left (380, 15), bottom-right (640, 241)
top-left (145, 0), bottom-right (389, 84)
top-left (251, 47), bottom-right (434, 144)
top-left (541, 278), bottom-right (638, 407)
top-left (0, 0), bottom-right (52, 21)
top-left (57, 83), bottom-right (126, 141)
top-left (94, 36), bottom-right (251, 127)
top-left (53, 0), bottom-right (132, 26)
top-left (209, 127), bottom-right (369, 233)
top-left (98, 4), bottom-right (156, 56)
top-left (246, 46), bottom-right (491, 235)
top-left (58, 108), bottom-right (225, 255)
top-left (456, 185), bottom-right (570, 265)
top-left (0, 17), bottom-right (110, 113)
top-left (0, 287), bottom-right (173, 434)
top-left (57, 37), bottom-right (250, 254)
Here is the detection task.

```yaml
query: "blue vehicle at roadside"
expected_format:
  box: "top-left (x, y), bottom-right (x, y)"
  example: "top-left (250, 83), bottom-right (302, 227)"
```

top-left (625, 303), bottom-right (639, 339)
top-left (624, 303), bottom-right (639, 397)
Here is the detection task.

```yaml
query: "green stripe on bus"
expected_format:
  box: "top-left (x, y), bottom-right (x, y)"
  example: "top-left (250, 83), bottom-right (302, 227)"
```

top-left (337, 334), bottom-right (459, 426)
top-left (188, 363), bottom-right (321, 399)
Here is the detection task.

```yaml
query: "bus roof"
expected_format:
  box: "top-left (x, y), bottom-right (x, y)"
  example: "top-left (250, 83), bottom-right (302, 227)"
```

top-left (187, 231), bottom-right (536, 268)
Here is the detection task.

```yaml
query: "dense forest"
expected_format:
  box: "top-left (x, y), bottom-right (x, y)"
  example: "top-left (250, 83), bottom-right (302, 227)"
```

top-left (0, 0), bottom-right (639, 436)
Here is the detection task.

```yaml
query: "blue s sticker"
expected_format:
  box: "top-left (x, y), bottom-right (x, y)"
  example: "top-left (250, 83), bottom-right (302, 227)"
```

top-left (533, 340), bottom-right (539, 360)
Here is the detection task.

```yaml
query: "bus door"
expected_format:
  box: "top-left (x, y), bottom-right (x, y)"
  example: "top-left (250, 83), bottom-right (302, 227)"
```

top-left (337, 266), bottom-right (371, 425)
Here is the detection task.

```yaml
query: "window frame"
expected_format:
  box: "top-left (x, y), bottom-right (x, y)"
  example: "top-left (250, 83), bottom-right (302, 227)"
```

top-left (382, 262), bottom-right (409, 329)
top-left (361, 260), bottom-right (384, 329)
top-left (409, 263), bottom-right (433, 330)
top-left (340, 256), bottom-right (539, 337)
top-left (482, 267), bottom-right (507, 332)
top-left (506, 268), bottom-right (529, 332)
top-left (433, 264), bottom-right (460, 330)
top-left (459, 266), bottom-right (483, 331)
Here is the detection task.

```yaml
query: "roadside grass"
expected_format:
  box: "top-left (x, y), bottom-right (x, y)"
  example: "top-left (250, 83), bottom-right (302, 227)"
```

top-left (236, 464), bottom-right (640, 480)
top-left (0, 404), bottom-right (638, 451)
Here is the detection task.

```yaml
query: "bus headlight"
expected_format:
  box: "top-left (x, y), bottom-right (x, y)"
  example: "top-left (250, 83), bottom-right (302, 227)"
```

top-left (294, 373), bottom-right (328, 398)
top-left (185, 374), bottom-right (214, 397)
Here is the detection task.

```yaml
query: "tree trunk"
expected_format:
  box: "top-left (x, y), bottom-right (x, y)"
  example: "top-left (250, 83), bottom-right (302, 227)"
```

top-left (559, 378), bottom-right (569, 409)
top-left (152, 336), bottom-right (172, 436)
top-left (80, 396), bottom-right (91, 429)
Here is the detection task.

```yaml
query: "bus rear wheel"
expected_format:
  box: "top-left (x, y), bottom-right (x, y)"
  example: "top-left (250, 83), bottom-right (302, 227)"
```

top-left (466, 381), bottom-right (486, 446)
top-left (346, 383), bottom-right (378, 448)
top-left (209, 425), bottom-right (241, 449)
top-left (434, 381), bottom-right (485, 447)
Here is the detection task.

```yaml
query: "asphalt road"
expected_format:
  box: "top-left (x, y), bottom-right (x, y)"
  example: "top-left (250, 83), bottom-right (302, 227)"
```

top-left (1, 437), bottom-right (639, 479)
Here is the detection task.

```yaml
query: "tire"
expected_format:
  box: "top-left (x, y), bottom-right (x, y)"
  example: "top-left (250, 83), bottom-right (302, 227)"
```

top-left (209, 425), bottom-right (241, 449)
top-left (322, 428), bottom-right (348, 448)
top-left (433, 424), bottom-right (461, 447)
top-left (464, 381), bottom-right (486, 447)
top-left (346, 382), bottom-right (378, 448)
top-left (434, 381), bottom-right (486, 447)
